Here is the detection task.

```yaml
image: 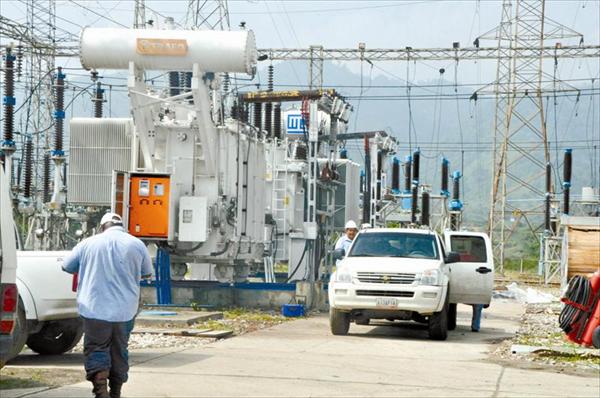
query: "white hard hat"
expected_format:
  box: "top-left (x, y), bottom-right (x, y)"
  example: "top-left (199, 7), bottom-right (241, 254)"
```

top-left (345, 220), bottom-right (358, 230)
top-left (100, 212), bottom-right (123, 226)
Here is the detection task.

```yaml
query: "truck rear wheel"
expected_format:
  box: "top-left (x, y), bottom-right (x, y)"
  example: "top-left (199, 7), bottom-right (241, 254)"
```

top-left (330, 308), bottom-right (350, 335)
top-left (448, 303), bottom-right (457, 331)
top-left (428, 297), bottom-right (449, 341)
top-left (26, 318), bottom-right (83, 355)
top-left (4, 299), bottom-right (28, 364)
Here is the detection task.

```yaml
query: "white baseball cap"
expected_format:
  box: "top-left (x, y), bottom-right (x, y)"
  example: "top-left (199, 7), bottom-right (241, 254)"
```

top-left (345, 220), bottom-right (358, 230)
top-left (100, 212), bottom-right (123, 226)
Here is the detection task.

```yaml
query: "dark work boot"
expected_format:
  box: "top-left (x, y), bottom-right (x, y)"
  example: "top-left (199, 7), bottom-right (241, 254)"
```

top-left (109, 379), bottom-right (123, 398)
top-left (92, 370), bottom-right (110, 398)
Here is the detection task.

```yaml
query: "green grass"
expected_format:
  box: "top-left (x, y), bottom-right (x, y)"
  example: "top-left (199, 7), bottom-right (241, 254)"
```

top-left (503, 258), bottom-right (539, 273)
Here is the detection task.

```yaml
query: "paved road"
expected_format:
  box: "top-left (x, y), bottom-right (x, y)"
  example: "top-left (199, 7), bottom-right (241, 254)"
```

top-left (7, 301), bottom-right (600, 397)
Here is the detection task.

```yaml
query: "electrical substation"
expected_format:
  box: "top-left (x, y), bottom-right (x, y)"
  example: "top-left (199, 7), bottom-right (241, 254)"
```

top-left (1, 0), bottom-right (599, 308)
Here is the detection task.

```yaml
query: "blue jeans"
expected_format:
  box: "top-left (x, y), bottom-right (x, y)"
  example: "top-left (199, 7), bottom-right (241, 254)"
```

top-left (82, 317), bottom-right (135, 384)
top-left (471, 304), bottom-right (484, 331)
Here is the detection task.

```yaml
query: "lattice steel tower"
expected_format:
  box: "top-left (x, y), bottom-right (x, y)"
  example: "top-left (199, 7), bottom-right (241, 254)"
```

top-left (22, 0), bottom-right (58, 204)
top-left (185, 0), bottom-right (230, 30)
top-left (484, 0), bottom-right (582, 269)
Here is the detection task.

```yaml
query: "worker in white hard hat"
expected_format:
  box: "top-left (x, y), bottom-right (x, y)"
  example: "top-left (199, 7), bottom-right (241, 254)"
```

top-left (62, 212), bottom-right (152, 398)
top-left (334, 220), bottom-right (359, 263)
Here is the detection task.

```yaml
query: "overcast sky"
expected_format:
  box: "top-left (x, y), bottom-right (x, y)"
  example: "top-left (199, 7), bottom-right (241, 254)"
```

top-left (2, 0), bottom-right (599, 83)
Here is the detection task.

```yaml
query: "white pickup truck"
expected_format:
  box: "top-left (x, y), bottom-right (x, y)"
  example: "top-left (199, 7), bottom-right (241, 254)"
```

top-left (6, 251), bottom-right (82, 361)
top-left (0, 166), bottom-right (81, 365)
top-left (0, 161), bottom-right (18, 367)
top-left (329, 228), bottom-right (494, 340)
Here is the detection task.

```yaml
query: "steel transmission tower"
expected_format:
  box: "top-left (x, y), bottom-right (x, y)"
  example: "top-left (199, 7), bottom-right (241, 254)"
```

top-left (23, 0), bottom-right (58, 204)
top-left (134, 0), bottom-right (146, 29)
top-left (483, 0), bottom-right (583, 270)
top-left (185, 0), bottom-right (230, 30)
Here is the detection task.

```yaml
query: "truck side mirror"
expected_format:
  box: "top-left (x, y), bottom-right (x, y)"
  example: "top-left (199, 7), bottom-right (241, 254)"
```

top-left (333, 248), bottom-right (346, 260)
top-left (445, 251), bottom-right (460, 264)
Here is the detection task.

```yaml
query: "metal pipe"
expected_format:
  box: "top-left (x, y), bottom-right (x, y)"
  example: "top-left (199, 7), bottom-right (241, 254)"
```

top-left (376, 150), bottom-right (382, 203)
top-left (563, 148), bottom-right (572, 215)
top-left (362, 136), bottom-right (371, 224)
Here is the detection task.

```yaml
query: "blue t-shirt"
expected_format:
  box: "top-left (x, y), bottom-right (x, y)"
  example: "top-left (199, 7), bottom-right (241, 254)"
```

top-left (63, 226), bottom-right (153, 322)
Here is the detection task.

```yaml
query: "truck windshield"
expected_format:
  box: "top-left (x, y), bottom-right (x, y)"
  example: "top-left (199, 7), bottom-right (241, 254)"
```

top-left (348, 232), bottom-right (439, 259)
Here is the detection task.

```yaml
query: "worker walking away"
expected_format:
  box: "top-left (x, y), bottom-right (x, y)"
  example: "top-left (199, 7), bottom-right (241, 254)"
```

top-left (335, 220), bottom-right (359, 259)
top-left (62, 213), bottom-right (152, 398)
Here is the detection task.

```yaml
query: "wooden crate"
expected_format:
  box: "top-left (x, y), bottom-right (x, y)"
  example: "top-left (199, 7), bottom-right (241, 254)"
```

top-left (567, 226), bottom-right (600, 279)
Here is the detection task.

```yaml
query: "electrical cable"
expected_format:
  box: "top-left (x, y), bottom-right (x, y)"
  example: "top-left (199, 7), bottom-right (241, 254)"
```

top-left (66, 0), bottom-right (129, 28)
top-left (286, 241), bottom-right (309, 283)
top-left (559, 275), bottom-right (592, 336)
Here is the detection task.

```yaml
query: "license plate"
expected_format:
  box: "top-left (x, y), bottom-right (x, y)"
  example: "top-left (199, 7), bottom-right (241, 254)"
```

top-left (375, 297), bottom-right (398, 307)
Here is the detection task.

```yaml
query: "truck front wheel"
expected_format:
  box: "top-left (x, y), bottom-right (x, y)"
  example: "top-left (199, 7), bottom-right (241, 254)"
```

top-left (428, 298), bottom-right (449, 340)
top-left (26, 318), bottom-right (83, 355)
top-left (330, 308), bottom-right (350, 335)
top-left (448, 303), bottom-right (457, 331)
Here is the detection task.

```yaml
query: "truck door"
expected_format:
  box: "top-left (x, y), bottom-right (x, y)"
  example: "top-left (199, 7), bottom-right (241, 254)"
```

top-left (444, 232), bottom-right (494, 305)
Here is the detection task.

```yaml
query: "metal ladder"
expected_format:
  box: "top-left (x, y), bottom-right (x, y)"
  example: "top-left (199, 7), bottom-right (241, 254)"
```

top-left (271, 166), bottom-right (288, 261)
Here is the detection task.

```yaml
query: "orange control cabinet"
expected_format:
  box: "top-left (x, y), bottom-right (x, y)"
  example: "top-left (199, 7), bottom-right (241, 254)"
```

top-left (128, 174), bottom-right (170, 239)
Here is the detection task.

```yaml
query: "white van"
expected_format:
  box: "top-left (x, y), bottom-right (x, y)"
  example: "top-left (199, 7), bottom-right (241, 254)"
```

top-left (328, 228), bottom-right (494, 340)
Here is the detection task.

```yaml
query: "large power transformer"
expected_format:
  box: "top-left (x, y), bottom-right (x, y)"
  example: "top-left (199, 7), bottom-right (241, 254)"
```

top-left (69, 27), bottom-right (264, 281)
top-left (68, 26), bottom-right (359, 284)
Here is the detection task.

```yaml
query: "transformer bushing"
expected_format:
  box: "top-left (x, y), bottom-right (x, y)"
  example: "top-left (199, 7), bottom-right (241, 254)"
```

top-left (23, 140), bottom-right (33, 198)
top-left (440, 157), bottom-right (450, 197)
top-left (449, 170), bottom-right (463, 211)
top-left (273, 104), bottom-right (282, 140)
top-left (404, 155), bottom-right (412, 193)
top-left (391, 157), bottom-right (400, 193)
top-left (42, 153), bottom-right (51, 203)
top-left (93, 82), bottom-right (104, 118)
top-left (2, 48), bottom-right (16, 155)
top-left (52, 67), bottom-right (66, 159)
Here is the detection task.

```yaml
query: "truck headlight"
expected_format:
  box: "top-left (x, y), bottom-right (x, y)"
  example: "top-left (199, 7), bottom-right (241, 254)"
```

top-left (419, 269), bottom-right (441, 286)
top-left (335, 272), bottom-right (353, 283)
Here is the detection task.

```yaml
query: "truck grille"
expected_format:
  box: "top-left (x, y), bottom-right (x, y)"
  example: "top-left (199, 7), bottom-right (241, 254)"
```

top-left (355, 290), bottom-right (414, 298)
top-left (356, 272), bottom-right (416, 285)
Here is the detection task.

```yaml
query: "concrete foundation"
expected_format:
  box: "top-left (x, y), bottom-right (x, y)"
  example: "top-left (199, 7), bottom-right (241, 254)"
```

top-left (141, 282), bottom-right (329, 311)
